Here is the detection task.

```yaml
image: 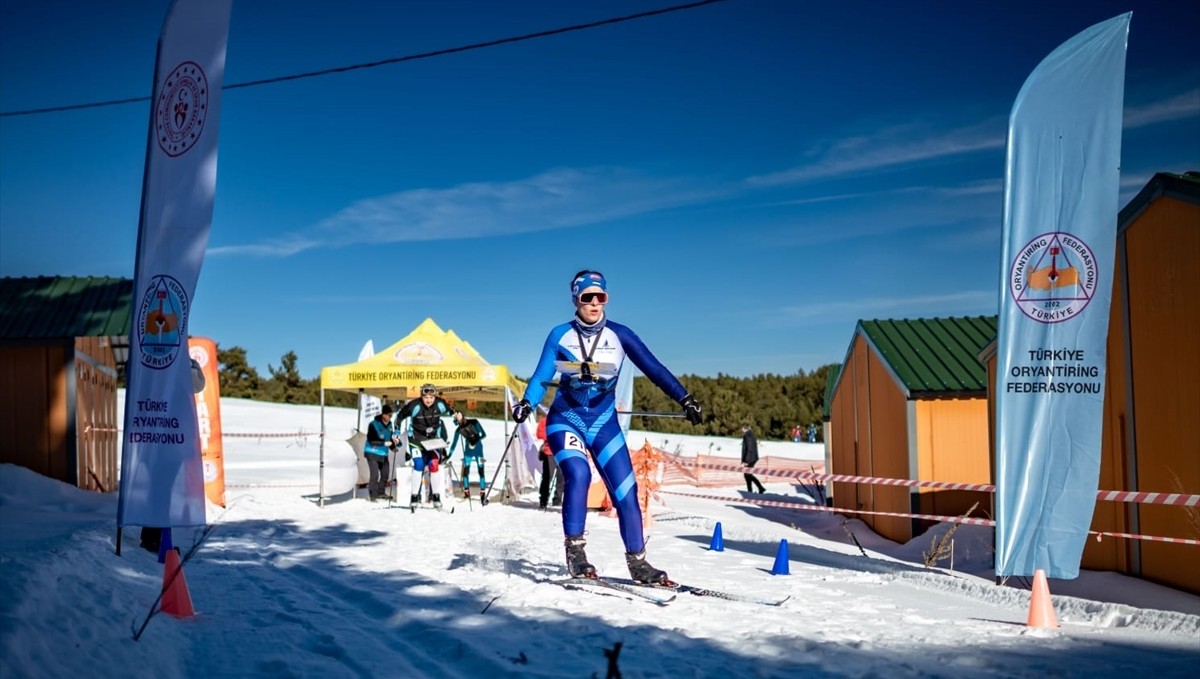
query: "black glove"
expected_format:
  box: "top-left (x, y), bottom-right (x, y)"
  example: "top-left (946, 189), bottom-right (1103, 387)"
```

top-left (512, 399), bottom-right (532, 423)
top-left (680, 394), bottom-right (703, 426)
top-left (438, 451), bottom-right (449, 463)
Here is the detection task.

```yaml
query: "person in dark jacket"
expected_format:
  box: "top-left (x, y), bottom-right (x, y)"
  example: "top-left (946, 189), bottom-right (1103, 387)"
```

top-left (364, 405), bottom-right (398, 501)
top-left (395, 384), bottom-right (456, 508)
top-left (741, 423), bottom-right (765, 494)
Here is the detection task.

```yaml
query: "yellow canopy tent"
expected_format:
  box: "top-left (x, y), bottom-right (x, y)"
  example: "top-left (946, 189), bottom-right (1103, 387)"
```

top-left (320, 317), bottom-right (525, 400)
top-left (317, 318), bottom-right (528, 504)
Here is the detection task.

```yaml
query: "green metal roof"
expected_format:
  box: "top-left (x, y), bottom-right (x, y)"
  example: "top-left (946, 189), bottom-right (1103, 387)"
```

top-left (821, 363), bottom-right (840, 420)
top-left (857, 316), bottom-right (997, 397)
top-left (0, 276), bottom-right (133, 340)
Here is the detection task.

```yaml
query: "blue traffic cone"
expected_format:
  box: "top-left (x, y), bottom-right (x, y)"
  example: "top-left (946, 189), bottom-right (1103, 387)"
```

top-left (770, 539), bottom-right (790, 575)
top-left (708, 522), bottom-right (725, 551)
top-left (157, 527), bottom-right (174, 565)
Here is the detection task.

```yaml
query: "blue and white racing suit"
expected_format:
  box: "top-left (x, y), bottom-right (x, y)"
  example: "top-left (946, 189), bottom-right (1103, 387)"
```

top-left (521, 317), bottom-right (688, 553)
top-left (450, 418), bottom-right (487, 494)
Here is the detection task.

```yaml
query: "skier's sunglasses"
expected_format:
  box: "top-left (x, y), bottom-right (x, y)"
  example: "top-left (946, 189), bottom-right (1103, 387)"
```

top-left (421, 387), bottom-right (437, 396)
top-left (577, 291), bottom-right (608, 305)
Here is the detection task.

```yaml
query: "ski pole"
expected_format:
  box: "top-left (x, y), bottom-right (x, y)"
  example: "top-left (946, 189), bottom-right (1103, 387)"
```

top-left (448, 458), bottom-right (470, 511)
top-left (481, 426), bottom-right (521, 507)
top-left (616, 411), bottom-right (687, 418)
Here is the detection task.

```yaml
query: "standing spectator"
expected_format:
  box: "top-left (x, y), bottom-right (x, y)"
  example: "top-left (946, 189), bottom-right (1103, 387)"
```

top-left (450, 411), bottom-right (487, 500)
top-left (364, 405), bottom-right (398, 501)
top-left (536, 415), bottom-right (564, 509)
top-left (741, 423), bottom-right (766, 494)
top-left (808, 423), bottom-right (818, 443)
top-left (790, 424), bottom-right (802, 443)
top-left (511, 269), bottom-right (703, 583)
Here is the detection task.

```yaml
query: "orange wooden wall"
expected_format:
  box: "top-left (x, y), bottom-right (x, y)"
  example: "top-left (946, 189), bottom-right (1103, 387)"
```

top-left (914, 398), bottom-right (991, 519)
top-left (1114, 196), bottom-right (1199, 593)
top-left (0, 345), bottom-right (68, 480)
top-left (0, 339), bottom-right (118, 492)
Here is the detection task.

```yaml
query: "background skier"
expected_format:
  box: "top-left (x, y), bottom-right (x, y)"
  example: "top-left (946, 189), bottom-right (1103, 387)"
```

top-left (450, 411), bottom-right (487, 500)
top-left (395, 384), bottom-right (455, 509)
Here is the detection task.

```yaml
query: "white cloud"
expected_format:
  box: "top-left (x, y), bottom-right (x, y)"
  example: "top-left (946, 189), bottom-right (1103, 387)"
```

top-left (1124, 88), bottom-right (1200, 129)
top-left (746, 121), bottom-right (1006, 187)
top-left (211, 167), bottom-right (726, 258)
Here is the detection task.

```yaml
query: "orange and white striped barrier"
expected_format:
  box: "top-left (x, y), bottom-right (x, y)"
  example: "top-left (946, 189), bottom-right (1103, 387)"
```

top-left (659, 490), bottom-right (1200, 545)
top-left (224, 431), bottom-right (320, 439)
top-left (664, 457), bottom-right (1200, 507)
top-left (661, 490), bottom-right (996, 526)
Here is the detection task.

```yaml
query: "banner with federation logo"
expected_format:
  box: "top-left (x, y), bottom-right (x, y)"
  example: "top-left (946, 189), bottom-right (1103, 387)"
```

top-left (994, 13), bottom-right (1129, 579)
top-left (189, 337), bottom-right (226, 508)
top-left (117, 0), bottom-right (232, 529)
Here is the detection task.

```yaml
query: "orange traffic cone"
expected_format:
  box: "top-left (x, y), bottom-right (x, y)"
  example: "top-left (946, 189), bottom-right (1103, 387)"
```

top-left (1026, 569), bottom-right (1058, 628)
top-left (160, 549), bottom-right (195, 618)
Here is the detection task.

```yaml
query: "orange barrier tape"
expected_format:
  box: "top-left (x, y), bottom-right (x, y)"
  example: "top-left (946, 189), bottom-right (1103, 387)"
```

top-left (660, 490), bottom-right (1200, 546)
top-left (664, 457), bottom-right (1200, 507)
top-left (224, 431), bottom-right (320, 439)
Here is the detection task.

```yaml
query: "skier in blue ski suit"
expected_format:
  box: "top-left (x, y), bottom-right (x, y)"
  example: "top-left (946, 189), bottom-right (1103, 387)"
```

top-left (450, 411), bottom-right (487, 500)
top-left (512, 270), bottom-right (703, 583)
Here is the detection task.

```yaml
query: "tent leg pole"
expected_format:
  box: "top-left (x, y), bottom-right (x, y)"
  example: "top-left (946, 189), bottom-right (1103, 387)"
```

top-left (355, 388), bottom-right (363, 433)
top-left (319, 389), bottom-right (326, 508)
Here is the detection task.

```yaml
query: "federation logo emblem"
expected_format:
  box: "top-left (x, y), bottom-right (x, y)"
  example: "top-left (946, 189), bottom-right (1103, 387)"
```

top-left (1008, 231), bottom-right (1098, 324)
top-left (136, 275), bottom-right (189, 370)
top-left (189, 344), bottom-right (209, 368)
top-left (394, 342), bottom-right (444, 364)
top-left (155, 61), bottom-right (209, 157)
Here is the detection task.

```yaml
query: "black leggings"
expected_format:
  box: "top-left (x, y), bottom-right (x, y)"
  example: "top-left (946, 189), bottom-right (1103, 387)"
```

top-left (743, 472), bottom-right (765, 493)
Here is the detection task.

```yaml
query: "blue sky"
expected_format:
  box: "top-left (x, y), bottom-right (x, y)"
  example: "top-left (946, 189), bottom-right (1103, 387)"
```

top-left (1, 0), bottom-right (1197, 380)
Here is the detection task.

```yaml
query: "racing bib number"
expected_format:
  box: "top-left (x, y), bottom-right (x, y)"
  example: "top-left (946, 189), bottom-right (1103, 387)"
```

top-left (563, 432), bottom-right (585, 452)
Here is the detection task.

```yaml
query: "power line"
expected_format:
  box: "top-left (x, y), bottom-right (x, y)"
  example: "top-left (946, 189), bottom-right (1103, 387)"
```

top-left (0, 0), bottom-right (731, 118)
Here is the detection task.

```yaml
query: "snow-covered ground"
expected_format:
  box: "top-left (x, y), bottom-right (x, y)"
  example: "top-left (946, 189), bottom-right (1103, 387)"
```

top-left (1, 397), bottom-right (1197, 678)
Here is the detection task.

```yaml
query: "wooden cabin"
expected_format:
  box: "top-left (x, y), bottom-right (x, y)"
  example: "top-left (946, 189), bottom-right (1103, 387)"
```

top-left (0, 276), bottom-right (132, 492)
top-left (828, 317), bottom-right (996, 543)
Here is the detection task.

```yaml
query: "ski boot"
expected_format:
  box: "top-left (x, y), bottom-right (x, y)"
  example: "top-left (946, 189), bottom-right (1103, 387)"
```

top-left (431, 493), bottom-right (442, 510)
top-left (565, 535), bottom-right (597, 579)
top-left (626, 550), bottom-right (669, 585)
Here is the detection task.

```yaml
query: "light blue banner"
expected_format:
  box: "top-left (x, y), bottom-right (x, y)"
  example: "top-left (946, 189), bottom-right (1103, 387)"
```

top-left (995, 13), bottom-right (1130, 579)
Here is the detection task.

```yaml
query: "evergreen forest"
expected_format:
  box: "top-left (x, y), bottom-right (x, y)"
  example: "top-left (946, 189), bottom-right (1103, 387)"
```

top-left (210, 346), bottom-right (835, 442)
